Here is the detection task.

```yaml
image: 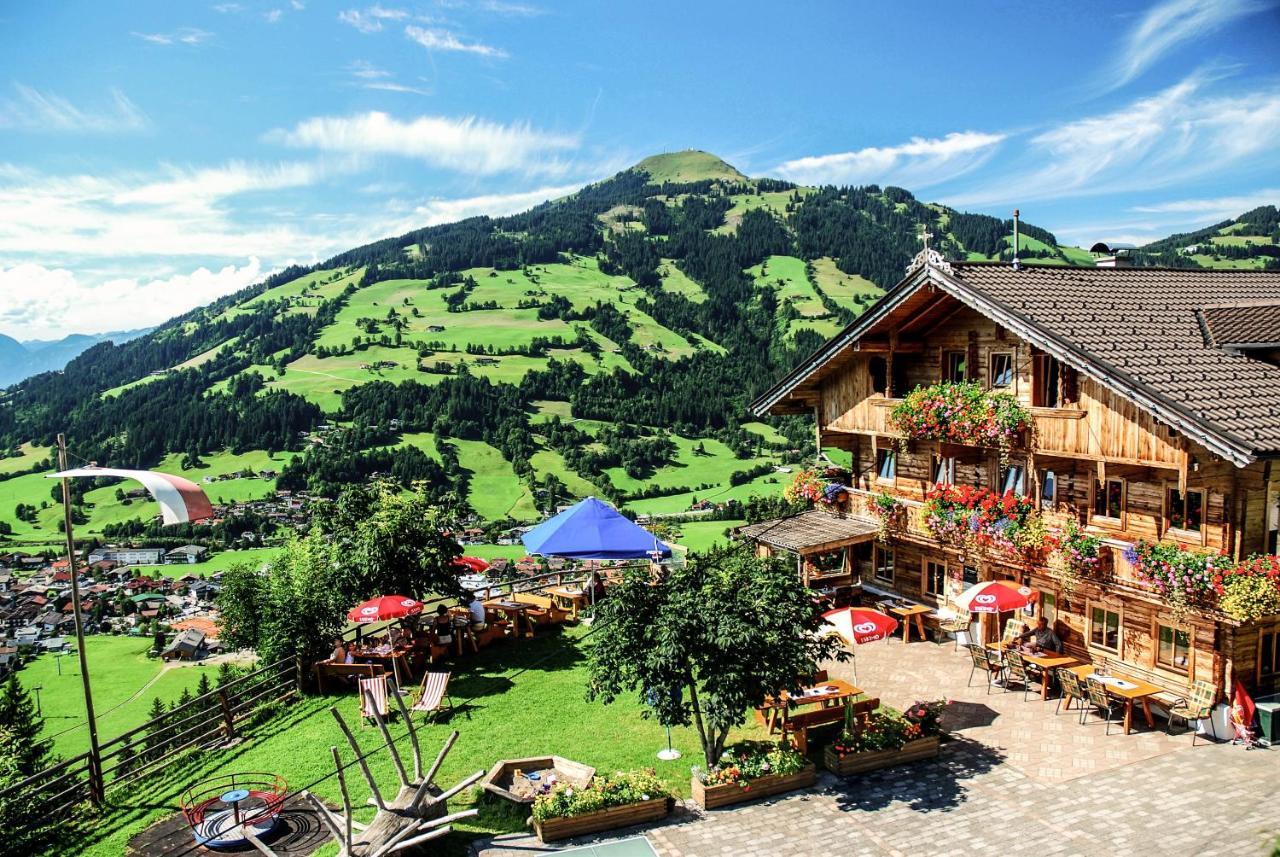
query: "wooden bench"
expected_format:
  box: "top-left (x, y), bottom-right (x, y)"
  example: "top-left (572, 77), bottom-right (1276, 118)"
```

top-left (512, 593), bottom-right (571, 625)
top-left (782, 701), bottom-right (865, 754)
top-left (313, 661), bottom-right (385, 695)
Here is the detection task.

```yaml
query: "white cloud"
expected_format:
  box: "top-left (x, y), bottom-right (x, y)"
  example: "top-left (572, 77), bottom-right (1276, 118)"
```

top-left (348, 60), bottom-right (391, 79)
top-left (1109, 0), bottom-right (1270, 89)
top-left (947, 76), bottom-right (1280, 206)
top-left (0, 259), bottom-right (268, 341)
top-left (362, 81), bottom-right (432, 95)
top-left (476, 0), bottom-right (543, 15)
top-left (1129, 190), bottom-right (1280, 218)
top-left (338, 5), bottom-right (407, 33)
top-left (264, 8), bottom-right (283, 22)
top-left (405, 25), bottom-right (506, 58)
top-left (132, 27), bottom-right (213, 46)
top-left (0, 85), bottom-right (148, 133)
top-left (345, 61), bottom-right (431, 94)
top-left (400, 183), bottom-right (580, 230)
top-left (773, 131), bottom-right (1005, 188)
top-left (265, 111), bottom-right (577, 174)
top-left (212, 2), bottom-right (245, 12)
top-left (291, 0), bottom-right (305, 8)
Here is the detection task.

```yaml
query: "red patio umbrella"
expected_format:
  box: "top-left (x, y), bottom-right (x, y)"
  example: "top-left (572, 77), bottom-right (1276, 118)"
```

top-left (452, 556), bottom-right (491, 573)
top-left (347, 595), bottom-right (424, 624)
top-left (822, 607), bottom-right (899, 645)
top-left (953, 580), bottom-right (1038, 614)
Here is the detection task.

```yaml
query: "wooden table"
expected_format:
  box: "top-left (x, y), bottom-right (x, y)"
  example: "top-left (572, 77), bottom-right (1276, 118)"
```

top-left (351, 646), bottom-right (412, 686)
top-left (764, 678), bottom-right (862, 733)
top-left (486, 599), bottom-right (534, 638)
top-left (889, 604), bottom-right (933, 643)
top-left (545, 586), bottom-right (589, 620)
top-left (986, 643), bottom-right (1079, 700)
top-left (1067, 665), bottom-right (1161, 734)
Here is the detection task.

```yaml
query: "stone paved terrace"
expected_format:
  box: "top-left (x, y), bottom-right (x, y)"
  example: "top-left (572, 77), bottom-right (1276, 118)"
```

top-left (476, 635), bottom-right (1280, 857)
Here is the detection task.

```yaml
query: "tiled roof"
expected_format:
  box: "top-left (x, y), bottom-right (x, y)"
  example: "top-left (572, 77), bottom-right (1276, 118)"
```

top-left (1198, 301), bottom-right (1280, 347)
top-left (736, 510), bottom-right (877, 553)
top-left (946, 264), bottom-right (1280, 457)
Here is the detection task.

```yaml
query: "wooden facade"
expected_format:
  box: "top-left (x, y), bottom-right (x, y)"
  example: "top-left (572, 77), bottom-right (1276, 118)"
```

top-left (758, 285), bottom-right (1280, 700)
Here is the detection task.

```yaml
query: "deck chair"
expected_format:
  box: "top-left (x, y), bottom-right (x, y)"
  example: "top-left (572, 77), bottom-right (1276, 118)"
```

top-left (1167, 680), bottom-right (1217, 746)
top-left (938, 610), bottom-right (971, 651)
top-left (411, 670), bottom-right (458, 722)
top-left (358, 675), bottom-right (391, 728)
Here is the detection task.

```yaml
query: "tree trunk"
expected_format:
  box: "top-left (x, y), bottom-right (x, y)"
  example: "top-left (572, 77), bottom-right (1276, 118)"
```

top-left (687, 680), bottom-right (715, 767)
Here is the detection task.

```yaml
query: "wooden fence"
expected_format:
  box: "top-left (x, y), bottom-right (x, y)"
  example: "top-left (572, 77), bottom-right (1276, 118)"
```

top-left (0, 654), bottom-right (297, 824)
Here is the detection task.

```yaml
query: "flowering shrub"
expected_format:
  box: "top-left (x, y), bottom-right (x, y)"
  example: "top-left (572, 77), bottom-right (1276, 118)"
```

top-left (831, 708), bottom-right (909, 756)
top-left (920, 485), bottom-right (1037, 558)
top-left (869, 491), bottom-right (905, 542)
top-left (1050, 519), bottom-right (1104, 596)
top-left (784, 468), bottom-right (846, 507)
top-left (1125, 541), bottom-right (1231, 622)
top-left (889, 381), bottom-right (1033, 463)
top-left (694, 741), bottom-right (807, 788)
top-left (532, 769), bottom-right (671, 821)
top-left (1219, 555), bottom-right (1280, 622)
top-left (903, 699), bottom-right (947, 738)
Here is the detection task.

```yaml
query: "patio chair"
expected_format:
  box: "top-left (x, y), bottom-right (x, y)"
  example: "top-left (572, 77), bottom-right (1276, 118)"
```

top-left (1002, 617), bottom-right (1025, 644)
top-left (1083, 679), bottom-right (1119, 735)
top-left (358, 675), bottom-right (391, 728)
top-left (938, 611), bottom-right (971, 651)
top-left (1167, 680), bottom-right (1218, 746)
top-left (411, 670), bottom-right (458, 722)
top-left (1003, 650), bottom-right (1033, 701)
top-left (1056, 668), bottom-right (1088, 717)
top-left (966, 643), bottom-right (1002, 694)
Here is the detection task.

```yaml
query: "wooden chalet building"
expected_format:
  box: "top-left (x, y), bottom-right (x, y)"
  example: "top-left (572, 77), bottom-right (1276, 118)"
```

top-left (747, 245), bottom-right (1280, 698)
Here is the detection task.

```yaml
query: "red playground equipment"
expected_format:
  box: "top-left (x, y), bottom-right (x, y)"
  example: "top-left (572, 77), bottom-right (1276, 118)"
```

top-left (181, 773), bottom-right (288, 851)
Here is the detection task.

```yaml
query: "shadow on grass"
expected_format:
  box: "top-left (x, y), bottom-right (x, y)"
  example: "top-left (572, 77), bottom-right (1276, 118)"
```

top-left (828, 734), bottom-right (1006, 814)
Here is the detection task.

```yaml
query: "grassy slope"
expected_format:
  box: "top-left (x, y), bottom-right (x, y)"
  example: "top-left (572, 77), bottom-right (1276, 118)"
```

top-left (633, 150), bottom-right (747, 183)
top-left (605, 436), bottom-right (776, 497)
top-left (0, 442), bottom-right (49, 476)
top-left (69, 626), bottom-right (770, 857)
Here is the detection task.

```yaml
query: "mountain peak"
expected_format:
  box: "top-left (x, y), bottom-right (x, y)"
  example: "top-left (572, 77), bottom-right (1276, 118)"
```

top-left (631, 150), bottom-right (747, 184)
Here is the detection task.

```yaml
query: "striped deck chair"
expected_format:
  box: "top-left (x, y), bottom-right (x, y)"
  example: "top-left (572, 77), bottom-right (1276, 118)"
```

top-left (411, 670), bottom-right (457, 722)
top-left (358, 675), bottom-right (390, 728)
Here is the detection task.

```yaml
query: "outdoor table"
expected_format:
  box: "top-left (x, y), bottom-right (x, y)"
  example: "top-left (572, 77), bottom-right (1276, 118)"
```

top-left (486, 599), bottom-right (534, 639)
top-left (889, 603), bottom-right (932, 643)
top-left (545, 585), bottom-right (589, 620)
top-left (448, 611), bottom-right (478, 655)
top-left (986, 643), bottom-right (1078, 700)
top-left (1068, 665), bottom-right (1161, 734)
top-left (352, 645), bottom-right (412, 686)
top-left (766, 678), bottom-right (862, 733)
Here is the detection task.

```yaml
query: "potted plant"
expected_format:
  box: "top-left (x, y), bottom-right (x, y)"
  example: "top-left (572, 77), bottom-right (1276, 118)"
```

top-left (690, 740), bottom-right (815, 810)
top-left (889, 381), bottom-right (1033, 465)
top-left (869, 491), bottom-right (906, 543)
top-left (531, 769), bottom-right (673, 843)
top-left (824, 701), bottom-right (945, 776)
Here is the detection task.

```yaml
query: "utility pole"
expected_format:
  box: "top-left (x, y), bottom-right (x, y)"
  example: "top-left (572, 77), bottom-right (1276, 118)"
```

top-left (57, 433), bottom-right (103, 803)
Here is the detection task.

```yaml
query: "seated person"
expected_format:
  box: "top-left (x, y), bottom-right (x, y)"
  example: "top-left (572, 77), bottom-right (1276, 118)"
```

top-left (1014, 617), bottom-right (1061, 653)
top-left (467, 591), bottom-right (488, 630)
top-left (432, 604), bottom-right (454, 645)
top-left (330, 637), bottom-right (353, 664)
top-left (587, 570), bottom-right (607, 604)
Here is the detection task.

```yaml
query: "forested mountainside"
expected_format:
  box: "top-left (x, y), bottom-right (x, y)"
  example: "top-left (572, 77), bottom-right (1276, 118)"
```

top-left (0, 329), bottom-right (151, 388)
top-left (0, 151), bottom-right (1273, 541)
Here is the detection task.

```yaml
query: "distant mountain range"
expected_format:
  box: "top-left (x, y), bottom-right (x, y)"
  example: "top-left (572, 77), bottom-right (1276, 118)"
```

top-left (0, 329), bottom-right (151, 387)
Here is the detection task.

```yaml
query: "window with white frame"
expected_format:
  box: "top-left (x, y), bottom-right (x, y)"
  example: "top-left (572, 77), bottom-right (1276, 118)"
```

top-left (1000, 462), bottom-right (1027, 496)
top-left (1039, 469), bottom-right (1057, 506)
top-left (989, 352), bottom-right (1014, 388)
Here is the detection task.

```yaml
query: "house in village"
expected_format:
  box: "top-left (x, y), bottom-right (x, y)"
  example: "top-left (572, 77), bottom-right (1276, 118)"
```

top-left (746, 246), bottom-right (1280, 702)
top-left (164, 545), bottom-right (208, 565)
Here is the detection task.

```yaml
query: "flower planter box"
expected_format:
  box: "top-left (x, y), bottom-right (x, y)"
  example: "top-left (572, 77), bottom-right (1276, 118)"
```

top-left (823, 736), bottom-right (940, 777)
top-left (533, 797), bottom-right (670, 843)
top-left (691, 763), bottom-right (817, 810)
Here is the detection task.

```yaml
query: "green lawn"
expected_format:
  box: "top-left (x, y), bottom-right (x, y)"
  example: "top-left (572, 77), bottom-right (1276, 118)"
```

top-left (0, 442), bottom-right (50, 476)
top-left (606, 436), bottom-right (778, 500)
top-left (810, 257), bottom-right (881, 308)
top-left (670, 519), bottom-right (742, 553)
top-left (625, 469), bottom-right (787, 516)
top-left (453, 439), bottom-right (538, 521)
top-left (748, 255), bottom-right (827, 318)
top-left (714, 190), bottom-right (805, 235)
top-left (129, 546), bottom-right (282, 580)
top-left (657, 259), bottom-right (706, 303)
top-left (633, 150), bottom-right (746, 184)
top-left (18, 636), bottom-right (223, 758)
top-left (64, 625), bottom-right (769, 857)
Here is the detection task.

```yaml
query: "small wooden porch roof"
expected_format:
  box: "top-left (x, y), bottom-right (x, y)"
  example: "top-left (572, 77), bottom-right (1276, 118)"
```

top-left (735, 511), bottom-right (878, 554)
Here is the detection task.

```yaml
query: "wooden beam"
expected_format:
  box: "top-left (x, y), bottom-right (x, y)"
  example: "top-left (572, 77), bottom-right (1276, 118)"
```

top-left (389, 687), bottom-right (422, 782)
top-left (329, 706), bottom-right (386, 811)
top-left (412, 730), bottom-right (459, 809)
top-left (331, 747), bottom-right (354, 850)
top-left (363, 688), bottom-right (409, 789)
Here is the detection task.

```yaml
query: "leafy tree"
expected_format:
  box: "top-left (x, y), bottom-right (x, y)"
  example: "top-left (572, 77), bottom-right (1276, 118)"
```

top-left (586, 545), bottom-right (844, 767)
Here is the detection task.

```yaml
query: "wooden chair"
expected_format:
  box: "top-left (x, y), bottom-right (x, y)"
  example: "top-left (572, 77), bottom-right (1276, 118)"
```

top-left (1083, 679), bottom-right (1119, 735)
top-left (782, 705), bottom-right (846, 754)
top-left (411, 670), bottom-right (457, 722)
top-left (1167, 680), bottom-right (1218, 745)
top-left (966, 644), bottom-right (1002, 694)
top-left (938, 611), bottom-right (971, 651)
top-left (1056, 668), bottom-right (1088, 718)
top-left (358, 675), bottom-right (391, 728)
top-left (1003, 650), bottom-right (1033, 701)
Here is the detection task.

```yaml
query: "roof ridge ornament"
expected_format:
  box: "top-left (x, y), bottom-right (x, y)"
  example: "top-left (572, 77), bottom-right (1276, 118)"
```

top-left (906, 226), bottom-right (953, 276)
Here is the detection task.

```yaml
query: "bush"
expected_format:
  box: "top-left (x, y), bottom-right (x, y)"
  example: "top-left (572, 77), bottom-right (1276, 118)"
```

top-left (693, 740), bottom-right (807, 788)
top-left (531, 769), bottom-right (671, 821)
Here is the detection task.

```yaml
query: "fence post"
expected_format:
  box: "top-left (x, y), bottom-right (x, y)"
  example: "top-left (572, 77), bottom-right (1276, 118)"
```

top-left (87, 750), bottom-right (104, 805)
top-left (218, 689), bottom-right (237, 742)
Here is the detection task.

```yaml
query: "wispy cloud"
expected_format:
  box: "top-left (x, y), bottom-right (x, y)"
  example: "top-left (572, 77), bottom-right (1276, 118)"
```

top-left (345, 61), bottom-right (431, 95)
top-left (405, 24), bottom-right (506, 58)
top-left (1108, 0), bottom-right (1272, 90)
top-left (390, 183), bottom-right (581, 233)
top-left (265, 111), bottom-right (577, 174)
top-left (348, 60), bottom-right (392, 79)
top-left (947, 75), bottom-right (1280, 206)
top-left (212, 2), bottom-right (245, 12)
top-left (337, 5), bottom-right (407, 33)
top-left (1130, 189), bottom-right (1280, 219)
top-left (264, 8), bottom-right (283, 23)
top-left (0, 85), bottom-right (148, 133)
top-left (132, 27), bottom-right (213, 46)
top-left (773, 131), bottom-right (1005, 189)
top-left (475, 0), bottom-right (543, 16)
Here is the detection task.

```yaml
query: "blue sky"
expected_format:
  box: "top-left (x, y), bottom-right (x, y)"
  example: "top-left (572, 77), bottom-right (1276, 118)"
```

top-left (1, 0), bottom-right (1278, 339)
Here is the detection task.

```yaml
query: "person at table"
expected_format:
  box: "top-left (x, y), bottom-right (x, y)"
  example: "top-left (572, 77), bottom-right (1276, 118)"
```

top-left (1014, 616), bottom-right (1062, 653)
top-left (467, 592), bottom-right (488, 631)
top-left (432, 604), bottom-right (454, 646)
top-left (330, 637), bottom-right (353, 664)
top-left (586, 569), bottom-right (607, 604)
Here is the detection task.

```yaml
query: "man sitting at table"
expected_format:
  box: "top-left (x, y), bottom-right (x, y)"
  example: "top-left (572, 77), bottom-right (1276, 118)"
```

top-left (467, 592), bottom-right (488, 631)
top-left (1014, 616), bottom-right (1061, 653)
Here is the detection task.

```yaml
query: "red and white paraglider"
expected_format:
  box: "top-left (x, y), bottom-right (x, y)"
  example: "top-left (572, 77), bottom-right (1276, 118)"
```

top-left (48, 466), bottom-right (214, 525)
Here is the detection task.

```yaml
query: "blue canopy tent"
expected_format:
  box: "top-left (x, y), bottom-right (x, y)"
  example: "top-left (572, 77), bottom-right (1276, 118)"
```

top-left (522, 497), bottom-right (672, 560)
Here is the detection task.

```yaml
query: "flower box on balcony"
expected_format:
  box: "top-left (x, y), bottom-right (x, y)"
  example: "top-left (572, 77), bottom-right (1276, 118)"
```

top-left (690, 763), bottom-right (816, 810)
top-left (823, 736), bottom-right (940, 776)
